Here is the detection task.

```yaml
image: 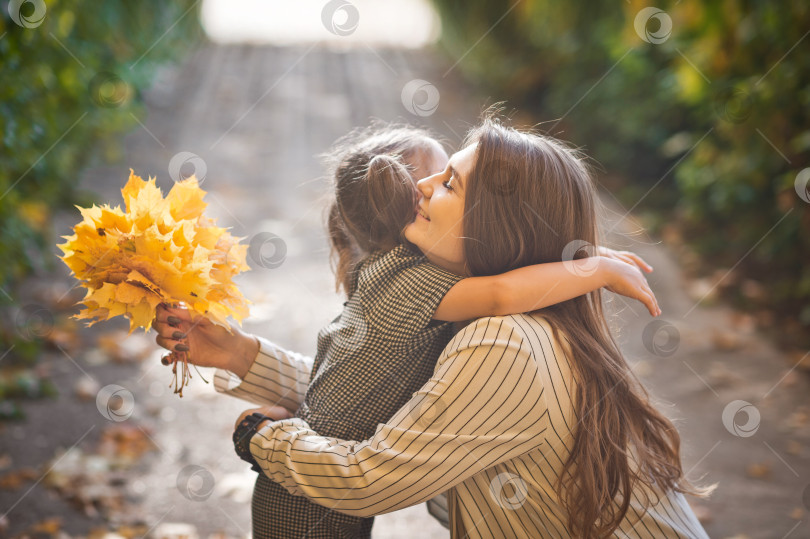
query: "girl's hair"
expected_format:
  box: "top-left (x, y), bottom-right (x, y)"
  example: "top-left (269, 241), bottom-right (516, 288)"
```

top-left (324, 125), bottom-right (439, 295)
top-left (461, 115), bottom-right (716, 538)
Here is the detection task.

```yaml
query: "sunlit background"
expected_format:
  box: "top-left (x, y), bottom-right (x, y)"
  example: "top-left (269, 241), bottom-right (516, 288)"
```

top-left (201, 0), bottom-right (440, 47)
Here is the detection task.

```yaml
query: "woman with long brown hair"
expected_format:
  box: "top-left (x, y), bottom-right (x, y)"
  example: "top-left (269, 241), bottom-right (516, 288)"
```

top-left (239, 116), bottom-right (716, 538)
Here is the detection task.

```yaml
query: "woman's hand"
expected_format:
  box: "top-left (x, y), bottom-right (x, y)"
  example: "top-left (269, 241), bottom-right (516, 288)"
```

top-left (234, 405), bottom-right (294, 432)
top-left (598, 246), bottom-right (653, 274)
top-left (152, 304), bottom-right (259, 377)
top-left (603, 258), bottom-right (661, 316)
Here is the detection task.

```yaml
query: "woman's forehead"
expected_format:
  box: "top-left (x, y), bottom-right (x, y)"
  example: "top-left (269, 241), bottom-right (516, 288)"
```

top-left (449, 143), bottom-right (477, 176)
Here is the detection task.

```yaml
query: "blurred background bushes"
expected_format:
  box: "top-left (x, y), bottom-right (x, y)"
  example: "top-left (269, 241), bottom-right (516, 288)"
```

top-left (0, 0), bottom-right (201, 414)
top-left (431, 0), bottom-right (810, 347)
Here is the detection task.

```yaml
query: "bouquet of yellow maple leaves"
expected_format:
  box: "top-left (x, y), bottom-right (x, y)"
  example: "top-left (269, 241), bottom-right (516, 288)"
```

top-left (58, 170), bottom-right (251, 395)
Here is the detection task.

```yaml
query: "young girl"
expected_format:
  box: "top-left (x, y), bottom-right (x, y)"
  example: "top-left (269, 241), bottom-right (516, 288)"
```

top-left (156, 125), bottom-right (658, 538)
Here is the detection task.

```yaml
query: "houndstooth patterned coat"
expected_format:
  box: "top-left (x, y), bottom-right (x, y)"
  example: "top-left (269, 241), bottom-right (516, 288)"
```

top-left (217, 244), bottom-right (461, 538)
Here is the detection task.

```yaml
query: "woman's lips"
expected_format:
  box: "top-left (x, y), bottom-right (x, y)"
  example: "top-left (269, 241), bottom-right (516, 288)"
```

top-left (416, 206), bottom-right (430, 221)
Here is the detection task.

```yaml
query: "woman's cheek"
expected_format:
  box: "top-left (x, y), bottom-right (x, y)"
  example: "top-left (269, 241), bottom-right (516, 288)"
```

top-left (446, 231), bottom-right (465, 266)
top-left (432, 221), bottom-right (465, 265)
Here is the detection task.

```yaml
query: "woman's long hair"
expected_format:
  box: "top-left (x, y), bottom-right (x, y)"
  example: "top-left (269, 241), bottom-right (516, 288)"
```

top-left (461, 116), bottom-right (716, 538)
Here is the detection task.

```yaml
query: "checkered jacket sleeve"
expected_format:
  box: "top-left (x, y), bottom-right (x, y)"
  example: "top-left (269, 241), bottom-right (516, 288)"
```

top-left (213, 336), bottom-right (313, 411)
top-left (359, 245), bottom-right (462, 344)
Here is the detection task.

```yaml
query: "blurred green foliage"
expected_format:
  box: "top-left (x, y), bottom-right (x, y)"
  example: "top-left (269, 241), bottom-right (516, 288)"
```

top-left (1, 0), bottom-right (201, 293)
top-left (0, 0), bottom-right (201, 413)
top-left (432, 0), bottom-right (810, 344)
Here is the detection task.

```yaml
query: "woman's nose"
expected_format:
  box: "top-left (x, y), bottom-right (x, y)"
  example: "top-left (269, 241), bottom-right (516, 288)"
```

top-left (416, 174), bottom-right (436, 198)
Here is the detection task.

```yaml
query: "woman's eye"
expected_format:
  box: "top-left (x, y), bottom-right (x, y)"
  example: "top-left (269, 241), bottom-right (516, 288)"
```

top-left (442, 179), bottom-right (453, 191)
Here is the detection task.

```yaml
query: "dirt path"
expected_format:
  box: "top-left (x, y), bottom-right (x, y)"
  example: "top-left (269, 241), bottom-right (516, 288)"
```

top-left (2, 42), bottom-right (808, 539)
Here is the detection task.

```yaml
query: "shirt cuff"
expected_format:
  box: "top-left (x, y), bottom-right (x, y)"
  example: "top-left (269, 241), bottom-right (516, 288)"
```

top-left (212, 335), bottom-right (273, 391)
top-left (213, 336), bottom-right (303, 407)
top-left (250, 417), bottom-right (315, 495)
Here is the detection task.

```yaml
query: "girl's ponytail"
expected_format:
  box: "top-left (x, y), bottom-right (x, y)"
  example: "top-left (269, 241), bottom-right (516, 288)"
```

top-left (359, 155), bottom-right (417, 252)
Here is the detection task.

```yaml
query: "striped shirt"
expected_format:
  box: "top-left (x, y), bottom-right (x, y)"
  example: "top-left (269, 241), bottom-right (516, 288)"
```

top-left (246, 313), bottom-right (710, 538)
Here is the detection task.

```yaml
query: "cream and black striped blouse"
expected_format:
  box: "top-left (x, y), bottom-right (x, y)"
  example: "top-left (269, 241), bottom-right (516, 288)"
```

top-left (220, 313), bottom-right (710, 538)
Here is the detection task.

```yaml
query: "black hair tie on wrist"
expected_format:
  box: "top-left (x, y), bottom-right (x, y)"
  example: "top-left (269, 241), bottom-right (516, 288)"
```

top-left (233, 412), bottom-right (273, 472)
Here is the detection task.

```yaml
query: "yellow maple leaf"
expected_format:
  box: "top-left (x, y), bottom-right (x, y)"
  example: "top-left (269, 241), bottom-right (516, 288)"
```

top-left (165, 176), bottom-right (208, 221)
top-left (58, 170), bottom-right (251, 334)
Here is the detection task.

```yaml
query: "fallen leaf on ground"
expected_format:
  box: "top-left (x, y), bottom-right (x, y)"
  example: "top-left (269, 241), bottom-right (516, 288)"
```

top-left (789, 350), bottom-right (810, 372)
top-left (153, 522), bottom-right (199, 539)
top-left (88, 524), bottom-right (150, 539)
top-left (207, 533), bottom-right (241, 539)
top-left (782, 408), bottom-right (810, 432)
top-left (45, 447), bottom-right (115, 518)
top-left (43, 318), bottom-right (82, 354)
top-left (0, 467), bottom-right (39, 489)
top-left (687, 278), bottom-right (717, 304)
top-left (28, 517), bottom-right (62, 535)
top-left (44, 423), bottom-right (157, 521)
top-left (729, 312), bottom-right (756, 334)
top-left (780, 370), bottom-right (799, 388)
top-left (97, 424), bottom-right (157, 466)
top-left (745, 461), bottom-right (771, 479)
top-left (786, 440), bottom-right (803, 456)
top-left (706, 362), bottom-right (743, 388)
top-left (710, 329), bottom-right (743, 351)
top-left (75, 377), bottom-right (101, 401)
top-left (741, 279), bottom-right (766, 302)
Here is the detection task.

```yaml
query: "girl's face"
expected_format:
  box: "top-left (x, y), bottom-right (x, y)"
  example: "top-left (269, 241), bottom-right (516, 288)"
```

top-left (404, 143), bottom-right (477, 275)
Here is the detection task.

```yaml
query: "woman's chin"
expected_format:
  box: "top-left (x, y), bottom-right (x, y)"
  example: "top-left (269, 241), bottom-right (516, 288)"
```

top-left (402, 223), bottom-right (418, 245)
